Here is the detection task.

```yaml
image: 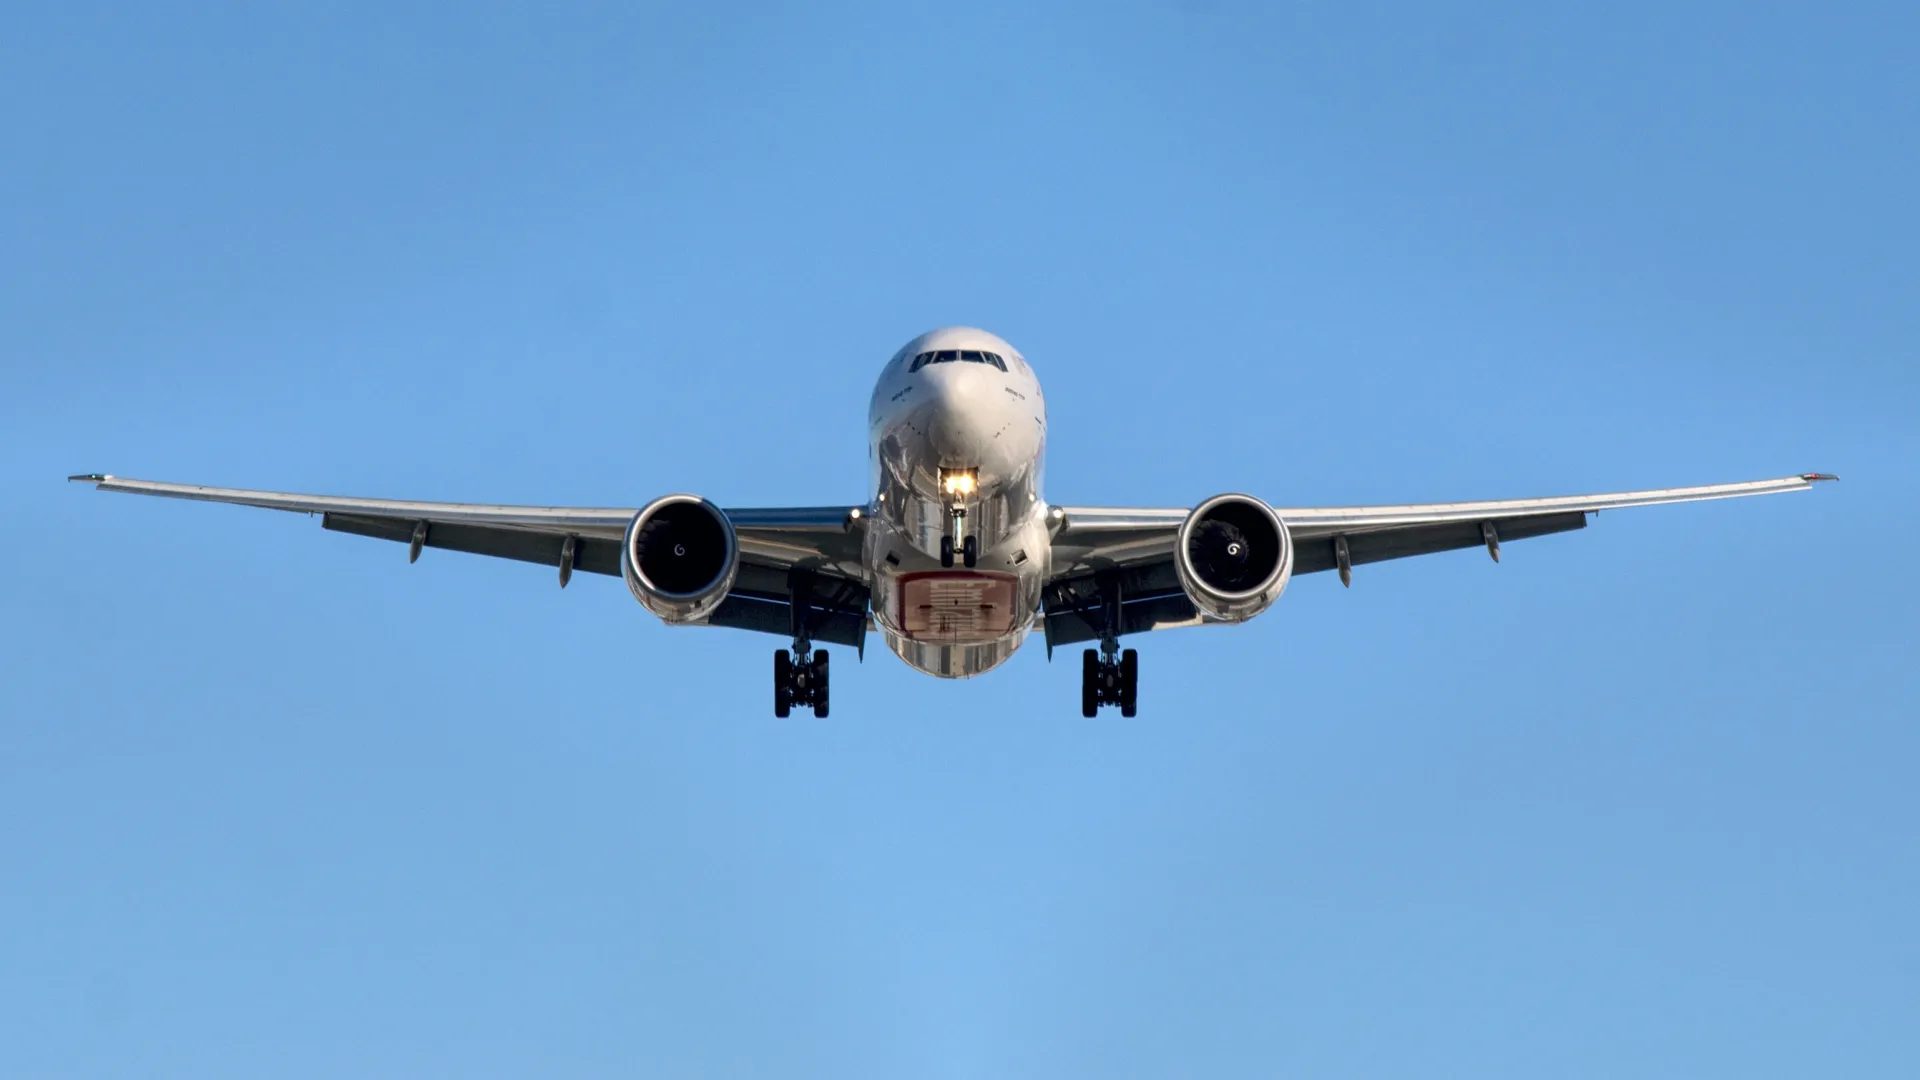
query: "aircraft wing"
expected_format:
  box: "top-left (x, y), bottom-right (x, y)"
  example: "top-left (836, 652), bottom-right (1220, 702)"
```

top-left (1041, 473), bottom-right (1836, 649)
top-left (68, 474), bottom-right (872, 647)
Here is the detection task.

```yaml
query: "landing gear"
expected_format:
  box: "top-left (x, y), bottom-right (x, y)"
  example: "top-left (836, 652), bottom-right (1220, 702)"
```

top-left (1080, 646), bottom-right (1139, 717)
top-left (939, 503), bottom-right (978, 568)
top-left (774, 568), bottom-right (832, 717)
top-left (1056, 570), bottom-right (1141, 716)
top-left (939, 533), bottom-right (979, 569)
top-left (775, 646), bottom-right (829, 717)
top-left (774, 650), bottom-right (792, 718)
top-left (814, 650), bottom-right (829, 718)
top-left (1081, 650), bottom-right (1099, 717)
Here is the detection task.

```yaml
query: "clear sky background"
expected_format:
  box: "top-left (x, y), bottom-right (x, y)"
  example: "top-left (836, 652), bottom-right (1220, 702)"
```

top-left (3, 3), bottom-right (1915, 1077)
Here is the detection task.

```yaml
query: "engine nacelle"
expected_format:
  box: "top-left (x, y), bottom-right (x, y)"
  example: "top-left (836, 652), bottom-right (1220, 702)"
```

top-left (622, 494), bottom-right (739, 622)
top-left (1175, 494), bottom-right (1293, 623)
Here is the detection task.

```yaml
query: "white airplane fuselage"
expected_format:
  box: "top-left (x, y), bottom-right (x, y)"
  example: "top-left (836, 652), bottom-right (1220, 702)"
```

top-left (865, 327), bottom-right (1050, 677)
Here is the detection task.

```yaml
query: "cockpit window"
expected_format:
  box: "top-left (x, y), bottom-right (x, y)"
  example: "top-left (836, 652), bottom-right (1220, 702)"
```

top-left (908, 349), bottom-right (1008, 373)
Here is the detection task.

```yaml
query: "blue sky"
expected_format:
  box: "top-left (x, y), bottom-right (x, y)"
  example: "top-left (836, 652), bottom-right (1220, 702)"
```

top-left (3, 3), bottom-right (1915, 1077)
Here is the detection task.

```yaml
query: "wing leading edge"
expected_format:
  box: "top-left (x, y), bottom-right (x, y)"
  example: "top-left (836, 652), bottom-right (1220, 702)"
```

top-left (1042, 473), bottom-right (1836, 648)
top-left (69, 474), bottom-right (871, 646)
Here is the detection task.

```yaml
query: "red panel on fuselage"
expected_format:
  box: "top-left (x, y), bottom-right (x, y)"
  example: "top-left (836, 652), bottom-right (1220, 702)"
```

top-left (895, 570), bottom-right (1020, 643)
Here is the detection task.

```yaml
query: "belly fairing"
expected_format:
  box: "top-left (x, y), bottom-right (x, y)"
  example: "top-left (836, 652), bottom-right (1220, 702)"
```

top-left (864, 510), bottom-right (1052, 678)
top-left (883, 629), bottom-right (1027, 679)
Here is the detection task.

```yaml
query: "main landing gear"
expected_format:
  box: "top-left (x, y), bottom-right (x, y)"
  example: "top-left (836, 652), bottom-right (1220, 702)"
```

top-left (1081, 644), bottom-right (1138, 718)
top-left (1058, 570), bottom-right (1140, 717)
top-left (774, 568), bottom-right (831, 717)
top-left (774, 646), bottom-right (828, 718)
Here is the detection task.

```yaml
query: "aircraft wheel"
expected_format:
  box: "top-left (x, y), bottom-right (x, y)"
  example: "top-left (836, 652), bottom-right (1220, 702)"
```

top-left (1119, 648), bottom-right (1139, 718)
top-left (812, 650), bottom-right (830, 718)
top-left (962, 535), bottom-right (978, 568)
top-left (939, 535), bottom-right (954, 568)
top-left (773, 650), bottom-right (793, 718)
top-left (1081, 649), bottom-right (1099, 717)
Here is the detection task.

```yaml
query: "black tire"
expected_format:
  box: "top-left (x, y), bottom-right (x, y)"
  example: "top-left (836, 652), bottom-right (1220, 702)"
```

top-left (773, 650), bottom-right (792, 718)
top-left (939, 535), bottom-right (954, 568)
top-left (812, 650), bottom-right (829, 718)
top-left (1119, 648), bottom-right (1139, 718)
top-left (962, 534), bottom-right (978, 568)
top-left (1081, 649), bottom-right (1099, 717)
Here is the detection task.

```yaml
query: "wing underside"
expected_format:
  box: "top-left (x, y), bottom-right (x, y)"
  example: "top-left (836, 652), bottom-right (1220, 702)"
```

top-left (1041, 474), bottom-right (1834, 649)
top-left (71, 475), bottom-right (871, 647)
top-left (75, 471), bottom-right (1834, 653)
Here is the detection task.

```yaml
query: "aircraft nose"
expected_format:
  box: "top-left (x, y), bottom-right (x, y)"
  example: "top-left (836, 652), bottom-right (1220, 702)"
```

top-left (920, 359), bottom-right (989, 402)
top-left (919, 365), bottom-right (999, 461)
top-left (909, 362), bottom-right (1040, 488)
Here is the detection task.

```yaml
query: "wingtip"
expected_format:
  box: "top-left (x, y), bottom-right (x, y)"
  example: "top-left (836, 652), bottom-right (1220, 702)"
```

top-left (1801, 472), bottom-right (1840, 484)
top-left (68, 473), bottom-right (112, 484)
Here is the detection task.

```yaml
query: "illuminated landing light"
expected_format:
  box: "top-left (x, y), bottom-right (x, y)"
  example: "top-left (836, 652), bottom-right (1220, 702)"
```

top-left (940, 468), bottom-right (978, 497)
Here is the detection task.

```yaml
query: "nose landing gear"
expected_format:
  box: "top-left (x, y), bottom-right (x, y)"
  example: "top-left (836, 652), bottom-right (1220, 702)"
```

top-left (940, 506), bottom-right (979, 568)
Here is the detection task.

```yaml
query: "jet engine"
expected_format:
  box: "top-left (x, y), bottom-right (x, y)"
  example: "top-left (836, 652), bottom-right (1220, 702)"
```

top-left (1174, 494), bottom-right (1293, 622)
top-left (622, 494), bottom-right (739, 622)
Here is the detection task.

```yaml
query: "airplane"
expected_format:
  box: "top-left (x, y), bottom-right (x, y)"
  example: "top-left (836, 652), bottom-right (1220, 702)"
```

top-left (72, 326), bottom-right (1835, 718)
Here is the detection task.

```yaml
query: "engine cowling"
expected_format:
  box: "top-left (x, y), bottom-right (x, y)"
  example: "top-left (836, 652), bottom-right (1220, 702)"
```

top-left (1175, 494), bottom-right (1293, 623)
top-left (622, 494), bottom-right (739, 622)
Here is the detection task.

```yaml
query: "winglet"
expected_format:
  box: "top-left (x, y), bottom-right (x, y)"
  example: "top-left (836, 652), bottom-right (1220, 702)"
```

top-left (1801, 473), bottom-right (1839, 483)
top-left (68, 473), bottom-right (112, 484)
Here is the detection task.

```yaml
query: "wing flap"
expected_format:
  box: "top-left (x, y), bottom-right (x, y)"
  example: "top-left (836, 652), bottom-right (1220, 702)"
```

top-left (1043, 592), bottom-right (1201, 649)
top-left (322, 513), bottom-right (625, 576)
top-left (1291, 510), bottom-right (1588, 575)
top-left (698, 595), bottom-right (869, 649)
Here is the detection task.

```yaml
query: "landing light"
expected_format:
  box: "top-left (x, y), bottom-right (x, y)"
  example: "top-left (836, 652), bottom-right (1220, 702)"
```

top-left (941, 469), bottom-right (977, 497)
